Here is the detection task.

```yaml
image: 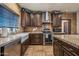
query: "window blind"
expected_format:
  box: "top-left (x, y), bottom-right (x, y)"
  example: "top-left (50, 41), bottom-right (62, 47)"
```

top-left (0, 5), bottom-right (19, 28)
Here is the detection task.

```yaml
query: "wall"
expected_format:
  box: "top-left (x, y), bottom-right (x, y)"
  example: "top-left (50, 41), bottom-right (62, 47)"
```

top-left (71, 13), bottom-right (77, 34)
top-left (77, 12), bottom-right (79, 33)
top-left (24, 27), bottom-right (42, 32)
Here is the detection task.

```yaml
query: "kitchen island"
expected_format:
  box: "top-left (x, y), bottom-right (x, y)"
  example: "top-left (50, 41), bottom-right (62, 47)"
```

top-left (0, 33), bottom-right (29, 56)
top-left (53, 35), bottom-right (79, 56)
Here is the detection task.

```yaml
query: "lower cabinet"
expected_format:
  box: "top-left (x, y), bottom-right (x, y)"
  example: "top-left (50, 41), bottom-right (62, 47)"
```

top-left (53, 38), bottom-right (63, 56)
top-left (62, 47), bottom-right (74, 56)
top-left (21, 38), bottom-right (29, 56)
top-left (29, 33), bottom-right (43, 45)
top-left (53, 37), bottom-right (79, 56)
top-left (0, 47), bottom-right (1, 56)
top-left (0, 37), bottom-right (30, 56)
top-left (3, 39), bottom-right (21, 56)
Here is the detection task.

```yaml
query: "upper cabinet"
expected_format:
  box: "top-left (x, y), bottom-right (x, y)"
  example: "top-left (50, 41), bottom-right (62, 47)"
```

top-left (25, 12), bottom-right (31, 26)
top-left (21, 10), bottom-right (42, 27)
top-left (30, 13), bottom-right (35, 27)
top-left (30, 13), bottom-right (42, 27)
top-left (21, 11), bottom-right (26, 27)
top-left (34, 13), bottom-right (42, 27)
top-left (21, 11), bottom-right (31, 27)
top-left (52, 14), bottom-right (61, 27)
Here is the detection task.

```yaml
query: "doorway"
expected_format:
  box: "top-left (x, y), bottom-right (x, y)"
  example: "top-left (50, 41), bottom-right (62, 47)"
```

top-left (62, 19), bottom-right (71, 34)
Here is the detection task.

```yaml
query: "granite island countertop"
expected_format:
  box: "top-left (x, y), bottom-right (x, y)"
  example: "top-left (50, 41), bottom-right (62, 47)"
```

top-left (54, 35), bottom-right (79, 49)
top-left (0, 33), bottom-right (29, 47)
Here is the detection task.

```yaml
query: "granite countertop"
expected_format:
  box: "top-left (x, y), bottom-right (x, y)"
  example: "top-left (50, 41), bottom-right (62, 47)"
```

top-left (0, 33), bottom-right (29, 47)
top-left (28, 32), bottom-right (43, 34)
top-left (54, 35), bottom-right (79, 49)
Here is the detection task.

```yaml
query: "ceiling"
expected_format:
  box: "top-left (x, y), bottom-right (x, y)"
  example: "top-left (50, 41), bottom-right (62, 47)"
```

top-left (19, 3), bottom-right (79, 12)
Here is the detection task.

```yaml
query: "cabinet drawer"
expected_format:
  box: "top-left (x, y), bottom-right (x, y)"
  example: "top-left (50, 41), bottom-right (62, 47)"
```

top-left (53, 38), bottom-right (79, 56)
top-left (62, 41), bottom-right (79, 56)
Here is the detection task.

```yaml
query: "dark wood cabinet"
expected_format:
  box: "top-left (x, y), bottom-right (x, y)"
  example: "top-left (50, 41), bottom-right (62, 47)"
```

top-left (21, 11), bottom-right (31, 27)
top-left (25, 13), bottom-right (31, 26)
top-left (62, 46), bottom-right (75, 56)
top-left (21, 11), bottom-right (26, 27)
top-left (29, 33), bottom-right (43, 45)
top-left (53, 38), bottom-right (63, 56)
top-left (53, 37), bottom-right (79, 56)
top-left (52, 14), bottom-right (61, 27)
top-left (21, 11), bottom-right (42, 27)
top-left (0, 47), bottom-right (1, 56)
top-left (30, 13), bottom-right (36, 27)
top-left (0, 38), bottom-right (29, 56)
top-left (34, 13), bottom-right (42, 27)
top-left (3, 39), bottom-right (21, 56)
top-left (21, 38), bottom-right (29, 56)
top-left (30, 13), bottom-right (42, 27)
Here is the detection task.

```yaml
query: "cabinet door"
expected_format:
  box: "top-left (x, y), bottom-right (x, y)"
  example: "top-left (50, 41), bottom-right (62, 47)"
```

top-left (30, 14), bottom-right (36, 27)
top-left (25, 13), bottom-right (31, 26)
top-left (30, 13), bottom-right (42, 27)
top-left (53, 39), bottom-right (63, 56)
top-left (62, 41), bottom-right (79, 56)
top-left (21, 11), bottom-right (26, 27)
top-left (4, 40), bottom-right (21, 56)
top-left (30, 34), bottom-right (43, 45)
top-left (53, 14), bottom-right (61, 27)
top-left (62, 46), bottom-right (74, 56)
top-left (35, 13), bottom-right (42, 27)
top-left (63, 49), bottom-right (73, 56)
top-left (21, 39), bottom-right (29, 56)
top-left (21, 11), bottom-right (31, 27)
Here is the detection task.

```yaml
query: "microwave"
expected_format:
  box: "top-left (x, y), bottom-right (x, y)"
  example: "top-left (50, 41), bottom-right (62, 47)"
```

top-left (53, 28), bottom-right (61, 32)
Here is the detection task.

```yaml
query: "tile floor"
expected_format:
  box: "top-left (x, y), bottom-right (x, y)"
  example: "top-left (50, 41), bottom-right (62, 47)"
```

top-left (24, 45), bottom-right (53, 56)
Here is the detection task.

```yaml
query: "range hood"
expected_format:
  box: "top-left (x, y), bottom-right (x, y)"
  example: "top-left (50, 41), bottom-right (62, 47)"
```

top-left (46, 11), bottom-right (48, 21)
top-left (42, 11), bottom-right (49, 22)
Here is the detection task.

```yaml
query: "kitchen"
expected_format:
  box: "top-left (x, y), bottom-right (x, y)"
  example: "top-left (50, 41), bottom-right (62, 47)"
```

top-left (0, 3), bottom-right (79, 56)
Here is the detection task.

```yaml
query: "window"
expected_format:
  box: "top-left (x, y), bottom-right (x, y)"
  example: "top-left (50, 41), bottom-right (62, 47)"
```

top-left (0, 5), bottom-right (19, 28)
